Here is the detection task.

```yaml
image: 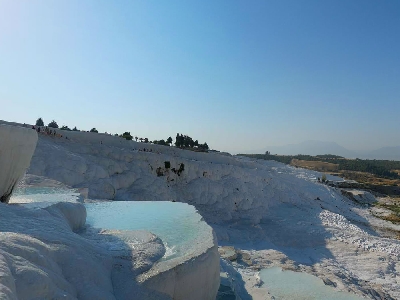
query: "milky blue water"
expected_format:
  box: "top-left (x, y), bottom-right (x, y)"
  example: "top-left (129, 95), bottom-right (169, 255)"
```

top-left (260, 267), bottom-right (364, 300)
top-left (10, 186), bottom-right (81, 208)
top-left (13, 187), bottom-right (76, 195)
top-left (85, 201), bottom-right (210, 259)
top-left (11, 187), bottom-right (210, 260)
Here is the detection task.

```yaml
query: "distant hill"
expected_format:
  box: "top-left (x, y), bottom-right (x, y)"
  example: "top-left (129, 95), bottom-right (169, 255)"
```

top-left (361, 146), bottom-right (400, 161)
top-left (252, 140), bottom-right (400, 161)
top-left (262, 140), bottom-right (358, 158)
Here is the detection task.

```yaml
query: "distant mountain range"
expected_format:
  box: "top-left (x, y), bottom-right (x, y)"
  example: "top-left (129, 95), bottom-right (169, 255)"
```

top-left (252, 140), bottom-right (400, 161)
top-left (365, 146), bottom-right (400, 161)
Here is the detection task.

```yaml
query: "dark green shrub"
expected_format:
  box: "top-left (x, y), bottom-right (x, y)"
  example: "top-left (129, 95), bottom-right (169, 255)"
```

top-left (48, 120), bottom-right (58, 128)
top-left (321, 174), bottom-right (327, 183)
top-left (35, 118), bottom-right (44, 126)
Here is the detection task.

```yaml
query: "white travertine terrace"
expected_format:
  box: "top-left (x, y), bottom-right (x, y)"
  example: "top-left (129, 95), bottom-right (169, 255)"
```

top-left (3, 120), bottom-right (400, 299)
top-left (0, 123), bottom-right (219, 299)
top-left (0, 124), bottom-right (38, 202)
top-left (0, 201), bottom-right (219, 299)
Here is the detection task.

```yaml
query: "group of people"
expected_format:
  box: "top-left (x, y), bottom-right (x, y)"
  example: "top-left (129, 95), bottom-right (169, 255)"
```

top-left (137, 148), bottom-right (162, 155)
top-left (30, 125), bottom-right (66, 139)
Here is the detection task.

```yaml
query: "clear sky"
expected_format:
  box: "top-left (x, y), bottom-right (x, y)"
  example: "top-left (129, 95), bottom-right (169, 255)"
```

top-left (1, 1), bottom-right (399, 153)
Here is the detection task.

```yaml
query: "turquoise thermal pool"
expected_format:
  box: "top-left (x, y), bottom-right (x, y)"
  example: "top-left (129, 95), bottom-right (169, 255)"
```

top-left (260, 267), bottom-right (364, 300)
top-left (85, 201), bottom-right (211, 260)
top-left (10, 186), bottom-right (81, 208)
top-left (11, 187), bottom-right (211, 260)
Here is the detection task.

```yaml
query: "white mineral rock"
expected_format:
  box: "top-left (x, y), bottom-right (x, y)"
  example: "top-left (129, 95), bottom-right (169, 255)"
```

top-left (0, 124), bottom-right (37, 202)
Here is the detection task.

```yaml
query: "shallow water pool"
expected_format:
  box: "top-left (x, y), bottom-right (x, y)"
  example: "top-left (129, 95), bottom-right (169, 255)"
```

top-left (10, 186), bottom-right (81, 208)
top-left (260, 267), bottom-right (363, 300)
top-left (85, 201), bottom-right (211, 260)
top-left (10, 187), bottom-right (211, 260)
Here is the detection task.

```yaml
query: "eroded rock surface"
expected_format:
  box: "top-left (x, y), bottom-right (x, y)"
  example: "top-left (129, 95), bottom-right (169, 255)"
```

top-left (0, 124), bottom-right (37, 202)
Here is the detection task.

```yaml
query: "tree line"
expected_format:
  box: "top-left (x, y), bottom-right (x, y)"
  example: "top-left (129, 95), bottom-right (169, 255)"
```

top-left (35, 118), bottom-right (210, 151)
top-left (174, 133), bottom-right (209, 150)
top-left (240, 153), bottom-right (400, 180)
top-left (36, 118), bottom-right (97, 133)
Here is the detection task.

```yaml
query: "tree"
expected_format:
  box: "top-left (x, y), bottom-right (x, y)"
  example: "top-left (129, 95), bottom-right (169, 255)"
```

top-left (48, 120), bottom-right (58, 128)
top-left (72, 126), bottom-right (79, 131)
top-left (90, 128), bottom-right (98, 133)
top-left (35, 118), bottom-right (44, 126)
top-left (174, 133), bottom-right (208, 150)
top-left (154, 139), bottom-right (171, 146)
top-left (182, 135), bottom-right (193, 148)
top-left (175, 133), bottom-right (183, 147)
top-left (190, 140), bottom-right (195, 148)
top-left (60, 125), bottom-right (71, 131)
top-left (121, 132), bottom-right (133, 140)
top-left (166, 136), bottom-right (173, 145)
top-left (321, 174), bottom-right (327, 183)
top-left (198, 142), bottom-right (209, 150)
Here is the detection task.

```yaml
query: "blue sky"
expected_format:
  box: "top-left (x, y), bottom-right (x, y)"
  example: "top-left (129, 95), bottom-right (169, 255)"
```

top-left (1, 1), bottom-right (399, 153)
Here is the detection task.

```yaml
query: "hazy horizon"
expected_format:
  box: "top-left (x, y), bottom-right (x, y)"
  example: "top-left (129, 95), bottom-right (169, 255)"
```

top-left (1, 1), bottom-right (399, 153)
top-left (241, 139), bottom-right (400, 153)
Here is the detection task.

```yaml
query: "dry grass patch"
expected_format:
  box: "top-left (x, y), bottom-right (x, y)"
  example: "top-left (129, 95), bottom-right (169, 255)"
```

top-left (381, 213), bottom-right (400, 224)
top-left (374, 202), bottom-right (400, 224)
top-left (392, 169), bottom-right (400, 176)
top-left (338, 170), bottom-right (400, 187)
top-left (291, 159), bottom-right (339, 172)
